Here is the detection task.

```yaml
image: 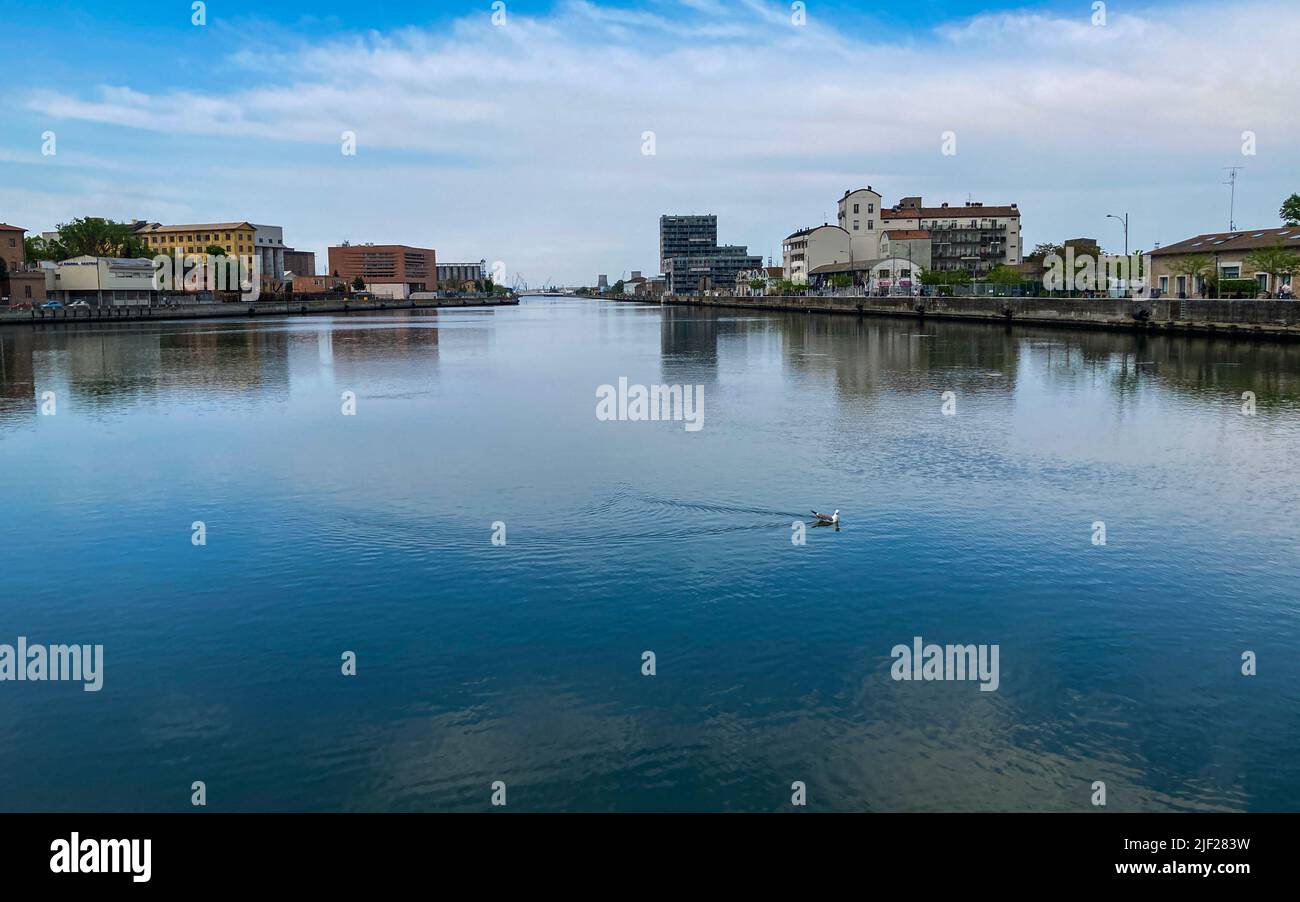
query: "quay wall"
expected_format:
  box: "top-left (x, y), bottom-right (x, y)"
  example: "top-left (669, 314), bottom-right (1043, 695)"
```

top-left (661, 294), bottom-right (1300, 340)
top-left (0, 295), bottom-right (518, 328)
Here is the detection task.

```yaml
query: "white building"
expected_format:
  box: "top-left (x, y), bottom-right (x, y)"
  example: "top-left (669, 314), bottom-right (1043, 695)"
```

top-left (47, 256), bottom-right (162, 306)
top-left (783, 224), bottom-right (852, 284)
top-left (837, 187), bottom-right (885, 260)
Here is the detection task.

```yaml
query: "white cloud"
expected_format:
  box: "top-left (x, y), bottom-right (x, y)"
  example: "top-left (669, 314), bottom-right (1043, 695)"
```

top-left (14, 0), bottom-right (1300, 281)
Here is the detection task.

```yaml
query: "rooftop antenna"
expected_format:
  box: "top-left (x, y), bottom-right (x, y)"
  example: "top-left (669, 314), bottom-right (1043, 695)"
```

top-left (1223, 166), bottom-right (1243, 231)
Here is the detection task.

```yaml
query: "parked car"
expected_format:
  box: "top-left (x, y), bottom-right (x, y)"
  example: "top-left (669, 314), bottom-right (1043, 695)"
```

top-left (41, 301), bottom-right (63, 309)
top-left (7, 301), bottom-right (33, 310)
top-left (69, 301), bottom-right (90, 308)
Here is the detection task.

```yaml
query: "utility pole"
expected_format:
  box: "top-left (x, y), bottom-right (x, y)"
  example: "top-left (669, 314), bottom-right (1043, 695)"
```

top-left (1224, 167), bottom-right (1243, 231)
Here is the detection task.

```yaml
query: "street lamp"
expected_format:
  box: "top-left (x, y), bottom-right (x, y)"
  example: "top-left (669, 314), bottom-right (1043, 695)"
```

top-left (1106, 213), bottom-right (1129, 256)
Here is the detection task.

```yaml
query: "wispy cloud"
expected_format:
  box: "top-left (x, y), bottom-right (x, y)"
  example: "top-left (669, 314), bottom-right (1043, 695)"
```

top-left (9, 0), bottom-right (1300, 281)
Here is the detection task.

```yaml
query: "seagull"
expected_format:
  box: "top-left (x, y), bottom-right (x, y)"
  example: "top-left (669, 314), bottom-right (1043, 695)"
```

top-left (811, 509), bottom-right (839, 525)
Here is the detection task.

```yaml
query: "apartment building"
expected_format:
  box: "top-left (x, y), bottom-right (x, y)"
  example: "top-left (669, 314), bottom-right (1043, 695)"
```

top-left (327, 243), bottom-right (437, 298)
top-left (782, 224), bottom-right (852, 283)
top-left (836, 187), bottom-right (884, 261)
top-left (882, 198), bottom-right (1021, 275)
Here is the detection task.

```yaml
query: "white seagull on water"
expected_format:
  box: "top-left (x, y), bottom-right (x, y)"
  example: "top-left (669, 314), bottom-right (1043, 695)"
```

top-left (811, 509), bottom-right (839, 525)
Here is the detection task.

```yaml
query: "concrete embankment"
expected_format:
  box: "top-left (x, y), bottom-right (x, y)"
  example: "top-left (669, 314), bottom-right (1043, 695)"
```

top-left (0, 295), bottom-right (518, 328)
top-left (662, 294), bottom-right (1300, 341)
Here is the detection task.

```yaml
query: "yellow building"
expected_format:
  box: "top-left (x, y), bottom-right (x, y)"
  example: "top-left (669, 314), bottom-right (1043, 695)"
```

top-left (131, 221), bottom-right (258, 258)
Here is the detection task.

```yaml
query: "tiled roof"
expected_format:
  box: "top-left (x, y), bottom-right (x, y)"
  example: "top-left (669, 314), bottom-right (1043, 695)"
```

top-left (884, 229), bottom-right (931, 240)
top-left (885, 206), bottom-right (1020, 219)
top-left (785, 224), bottom-right (848, 240)
top-left (132, 222), bottom-right (255, 233)
top-left (1151, 227), bottom-right (1300, 256)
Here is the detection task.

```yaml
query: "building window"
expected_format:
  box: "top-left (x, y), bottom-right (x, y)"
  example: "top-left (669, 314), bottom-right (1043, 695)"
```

top-left (853, 204), bottom-right (859, 214)
top-left (853, 221), bottom-right (859, 231)
top-left (867, 221), bottom-right (873, 230)
top-left (869, 204), bottom-right (874, 213)
top-left (24, 285), bottom-right (31, 298)
top-left (1221, 265), bottom-right (1240, 278)
top-left (1159, 276), bottom-right (1169, 291)
top-left (8, 238), bottom-right (15, 247)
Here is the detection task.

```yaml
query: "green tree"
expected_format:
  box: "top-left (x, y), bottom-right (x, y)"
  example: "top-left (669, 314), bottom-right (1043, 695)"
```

top-left (1166, 255), bottom-right (1215, 294)
top-left (49, 217), bottom-right (155, 259)
top-left (1245, 244), bottom-right (1300, 292)
top-left (1025, 242), bottom-right (1064, 263)
top-left (204, 245), bottom-right (227, 257)
top-left (1280, 193), bottom-right (1300, 226)
top-left (920, 270), bottom-right (971, 286)
top-left (24, 235), bottom-right (63, 261)
top-left (986, 265), bottom-right (1022, 285)
top-left (351, 275), bottom-right (366, 291)
top-left (829, 274), bottom-right (852, 290)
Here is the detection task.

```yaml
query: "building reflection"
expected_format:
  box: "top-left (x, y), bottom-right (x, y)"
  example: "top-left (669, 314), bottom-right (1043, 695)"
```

top-left (0, 314), bottom-right (466, 424)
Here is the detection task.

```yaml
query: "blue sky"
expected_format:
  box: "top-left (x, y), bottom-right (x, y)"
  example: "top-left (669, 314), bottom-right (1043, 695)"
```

top-left (2, 0), bottom-right (1296, 283)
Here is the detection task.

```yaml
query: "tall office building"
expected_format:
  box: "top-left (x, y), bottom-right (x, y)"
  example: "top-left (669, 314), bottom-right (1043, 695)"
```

top-left (659, 215), bottom-right (718, 272)
top-left (659, 214), bottom-right (759, 295)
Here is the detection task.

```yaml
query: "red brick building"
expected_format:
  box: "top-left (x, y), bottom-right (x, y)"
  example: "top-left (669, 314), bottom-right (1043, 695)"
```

top-left (0, 223), bottom-right (26, 273)
top-left (327, 243), bottom-right (437, 298)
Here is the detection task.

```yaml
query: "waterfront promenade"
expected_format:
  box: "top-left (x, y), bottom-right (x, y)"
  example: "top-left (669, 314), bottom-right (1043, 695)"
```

top-left (661, 294), bottom-right (1300, 341)
top-left (0, 294), bottom-right (518, 328)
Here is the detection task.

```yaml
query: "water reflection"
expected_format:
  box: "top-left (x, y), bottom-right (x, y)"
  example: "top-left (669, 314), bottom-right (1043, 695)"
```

top-left (2, 301), bottom-right (1298, 812)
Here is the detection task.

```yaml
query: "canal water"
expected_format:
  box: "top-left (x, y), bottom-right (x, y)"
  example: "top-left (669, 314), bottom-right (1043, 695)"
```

top-left (1, 297), bottom-right (1298, 811)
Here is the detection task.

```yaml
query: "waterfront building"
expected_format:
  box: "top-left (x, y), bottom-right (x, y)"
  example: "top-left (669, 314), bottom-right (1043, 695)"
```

top-left (735, 266), bottom-right (785, 296)
top-left (836, 187), bottom-right (885, 261)
top-left (46, 256), bottom-right (162, 306)
top-left (665, 247), bottom-right (762, 295)
top-left (659, 215), bottom-right (718, 272)
top-left (807, 256), bottom-right (925, 293)
top-left (660, 213), bottom-right (760, 294)
top-left (882, 198), bottom-right (1021, 275)
top-left (437, 261), bottom-right (487, 290)
top-left (131, 220), bottom-right (287, 290)
top-left (782, 224), bottom-right (852, 283)
top-left (327, 243), bottom-right (437, 298)
top-left (1149, 227), bottom-right (1300, 297)
top-left (130, 220), bottom-right (277, 294)
top-left (132, 221), bottom-right (257, 258)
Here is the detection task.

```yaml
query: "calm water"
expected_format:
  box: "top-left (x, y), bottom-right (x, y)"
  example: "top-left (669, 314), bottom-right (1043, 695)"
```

top-left (1, 297), bottom-right (1298, 812)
